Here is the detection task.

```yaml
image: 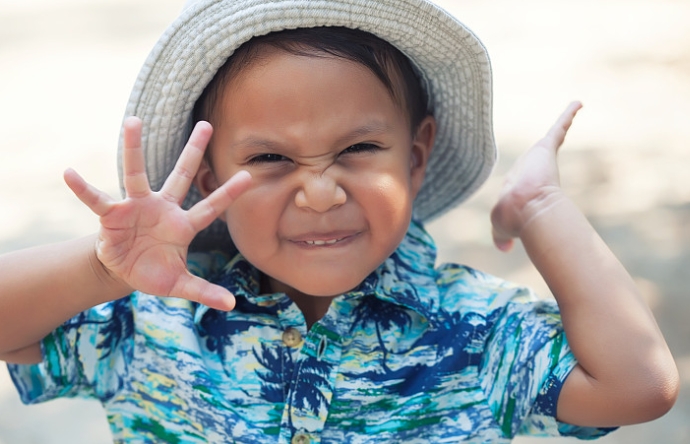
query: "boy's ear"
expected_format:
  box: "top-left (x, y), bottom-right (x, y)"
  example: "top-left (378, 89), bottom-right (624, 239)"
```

top-left (194, 159), bottom-right (227, 221)
top-left (409, 115), bottom-right (436, 198)
top-left (194, 159), bottom-right (219, 197)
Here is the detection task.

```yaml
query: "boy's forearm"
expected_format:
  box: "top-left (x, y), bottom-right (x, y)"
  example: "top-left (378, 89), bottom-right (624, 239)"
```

top-left (0, 235), bottom-right (132, 355)
top-left (519, 192), bottom-right (678, 417)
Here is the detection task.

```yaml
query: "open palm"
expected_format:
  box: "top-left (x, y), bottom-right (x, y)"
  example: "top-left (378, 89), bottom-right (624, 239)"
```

top-left (64, 117), bottom-right (251, 310)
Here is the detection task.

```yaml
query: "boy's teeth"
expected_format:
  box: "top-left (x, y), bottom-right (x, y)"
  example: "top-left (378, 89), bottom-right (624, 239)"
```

top-left (306, 239), bottom-right (339, 245)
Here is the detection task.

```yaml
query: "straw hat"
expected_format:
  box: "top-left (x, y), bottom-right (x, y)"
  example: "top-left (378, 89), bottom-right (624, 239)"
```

top-left (119, 0), bottom-right (495, 249)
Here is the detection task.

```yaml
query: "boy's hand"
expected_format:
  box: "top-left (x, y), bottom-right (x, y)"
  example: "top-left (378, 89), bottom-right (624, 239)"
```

top-left (64, 117), bottom-right (250, 310)
top-left (490, 101), bottom-right (582, 251)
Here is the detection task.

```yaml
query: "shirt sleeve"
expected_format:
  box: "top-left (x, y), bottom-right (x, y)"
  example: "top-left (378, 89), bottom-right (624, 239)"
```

top-left (7, 251), bottom-right (224, 406)
top-left (7, 296), bottom-right (135, 405)
top-left (479, 287), bottom-right (617, 440)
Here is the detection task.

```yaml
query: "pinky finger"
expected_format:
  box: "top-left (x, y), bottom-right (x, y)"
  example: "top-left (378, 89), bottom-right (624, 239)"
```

top-left (64, 168), bottom-right (116, 216)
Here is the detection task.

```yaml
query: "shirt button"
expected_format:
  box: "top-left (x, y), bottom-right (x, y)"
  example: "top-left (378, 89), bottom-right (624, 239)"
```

top-left (291, 432), bottom-right (311, 444)
top-left (282, 327), bottom-right (303, 347)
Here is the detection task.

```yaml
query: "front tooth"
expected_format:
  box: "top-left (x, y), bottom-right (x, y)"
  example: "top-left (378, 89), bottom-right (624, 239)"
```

top-left (305, 238), bottom-right (341, 245)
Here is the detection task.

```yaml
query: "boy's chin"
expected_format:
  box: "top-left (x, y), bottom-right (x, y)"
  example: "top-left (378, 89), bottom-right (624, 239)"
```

top-left (265, 273), bottom-right (366, 300)
top-left (286, 282), bottom-right (360, 299)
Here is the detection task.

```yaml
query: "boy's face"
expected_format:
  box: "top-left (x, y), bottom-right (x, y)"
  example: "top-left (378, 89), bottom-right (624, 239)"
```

top-left (196, 46), bottom-right (435, 300)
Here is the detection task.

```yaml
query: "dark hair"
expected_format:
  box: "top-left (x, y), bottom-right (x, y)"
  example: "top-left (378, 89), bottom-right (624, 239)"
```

top-left (193, 26), bottom-right (430, 135)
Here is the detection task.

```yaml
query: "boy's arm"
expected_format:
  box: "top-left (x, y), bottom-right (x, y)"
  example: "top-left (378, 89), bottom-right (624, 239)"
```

top-left (491, 102), bottom-right (679, 427)
top-left (0, 118), bottom-right (251, 364)
top-left (0, 235), bottom-right (131, 363)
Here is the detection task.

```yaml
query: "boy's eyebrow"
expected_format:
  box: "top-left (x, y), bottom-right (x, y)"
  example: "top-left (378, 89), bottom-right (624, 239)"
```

top-left (334, 121), bottom-right (393, 146)
top-left (229, 137), bottom-right (282, 152)
top-left (229, 120), bottom-right (394, 152)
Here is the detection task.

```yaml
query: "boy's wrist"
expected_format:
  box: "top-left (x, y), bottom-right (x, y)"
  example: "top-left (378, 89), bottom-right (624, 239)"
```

top-left (517, 194), bottom-right (593, 271)
top-left (516, 188), bottom-right (570, 240)
top-left (86, 236), bottom-right (134, 302)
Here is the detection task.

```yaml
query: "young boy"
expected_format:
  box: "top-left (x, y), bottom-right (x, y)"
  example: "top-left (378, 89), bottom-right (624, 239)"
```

top-left (0, 0), bottom-right (678, 442)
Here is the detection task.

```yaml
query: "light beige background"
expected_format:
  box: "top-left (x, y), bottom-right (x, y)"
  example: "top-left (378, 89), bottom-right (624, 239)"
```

top-left (1, 0), bottom-right (688, 442)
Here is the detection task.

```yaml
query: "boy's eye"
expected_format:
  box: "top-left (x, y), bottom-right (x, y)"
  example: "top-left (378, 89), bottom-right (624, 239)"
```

top-left (341, 143), bottom-right (380, 155)
top-left (247, 153), bottom-right (289, 165)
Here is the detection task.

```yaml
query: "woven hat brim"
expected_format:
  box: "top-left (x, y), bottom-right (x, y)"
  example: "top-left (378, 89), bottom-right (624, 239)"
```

top-left (119, 0), bottom-right (495, 246)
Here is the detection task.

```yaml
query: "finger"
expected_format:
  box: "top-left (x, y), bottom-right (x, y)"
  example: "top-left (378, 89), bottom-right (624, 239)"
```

top-left (122, 116), bottom-right (151, 198)
top-left (543, 101), bottom-right (583, 151)
top-left (64, 168), bottom-right (116, 216)
top-left (491, 226), bottom-right (515, 252)
top-left (170, 272), bottom-right (236, 311)
top-left (187, 170), bottom-right (252, 232)
top-left (160, 121), bottom-right (213, 205)
top-left (490, 206), bottom-right (516, 252)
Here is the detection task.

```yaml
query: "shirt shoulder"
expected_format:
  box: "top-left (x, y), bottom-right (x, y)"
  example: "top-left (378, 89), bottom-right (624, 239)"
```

top-left (431, 264), bottom-right (613, 440)
top-left (434, 262), bottom-right (541, 317)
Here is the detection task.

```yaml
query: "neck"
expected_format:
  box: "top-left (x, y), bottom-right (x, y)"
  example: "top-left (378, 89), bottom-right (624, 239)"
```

top-left (260, 274), bottom-right (335, 329)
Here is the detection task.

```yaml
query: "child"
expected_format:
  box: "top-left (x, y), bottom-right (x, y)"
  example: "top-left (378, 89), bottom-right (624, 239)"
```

top-left (0, 0), bottom-right (678, 442)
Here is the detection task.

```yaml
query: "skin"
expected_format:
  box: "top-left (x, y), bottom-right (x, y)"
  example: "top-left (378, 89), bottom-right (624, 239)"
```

top-left (0, 49), bottom-right (678, 428)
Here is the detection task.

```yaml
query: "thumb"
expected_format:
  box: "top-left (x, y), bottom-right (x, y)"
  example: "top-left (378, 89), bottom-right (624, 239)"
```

top-left (490, 202), bottom-right (516, 252)
top-left (170, 272), bottom-right (236, 311)
top-left (492, 226), bottom-right (515, 252)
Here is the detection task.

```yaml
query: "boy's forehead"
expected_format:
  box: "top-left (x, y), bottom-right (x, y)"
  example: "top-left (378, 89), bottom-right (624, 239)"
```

top-left (214, 30), bottom-right (421, 123)
top-left (214, 53), bottom-right (413, 146)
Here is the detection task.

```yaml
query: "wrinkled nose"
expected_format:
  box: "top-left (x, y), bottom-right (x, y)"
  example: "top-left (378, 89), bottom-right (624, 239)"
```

top-left (295, 172), bottom-right (346, 212)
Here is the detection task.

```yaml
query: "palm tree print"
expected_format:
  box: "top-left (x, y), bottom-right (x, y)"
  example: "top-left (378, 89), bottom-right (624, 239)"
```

top-left (352, 294), bottom-right (412, 373)
top-left (253, 343), bottom-right (293, 403)
top-left (62, 297), bottom-right (134, 358)
top-left (286, 357), bottom-right (332, 433)
top-left (197, 300), bottom-right (265, 361)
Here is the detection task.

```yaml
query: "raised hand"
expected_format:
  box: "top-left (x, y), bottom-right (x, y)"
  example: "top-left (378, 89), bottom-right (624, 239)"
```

top-left (490, 101), bottom-right (582, 251)
top-left (64, 117), bottom-right (251, 310)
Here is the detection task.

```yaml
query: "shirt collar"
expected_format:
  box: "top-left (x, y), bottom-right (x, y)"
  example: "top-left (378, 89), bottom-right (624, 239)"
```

top-left (194, 220), bottom-right (440, 325)
top-left (371, 219), bottom-right (440, 326)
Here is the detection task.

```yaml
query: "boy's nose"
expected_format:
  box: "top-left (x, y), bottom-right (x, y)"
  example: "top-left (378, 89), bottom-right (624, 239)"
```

top-left (294, 172), bottom-right (346, 212)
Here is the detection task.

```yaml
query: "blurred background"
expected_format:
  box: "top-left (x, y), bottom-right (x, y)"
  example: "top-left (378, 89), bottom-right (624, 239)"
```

top-left (0, 0), bottom-right (688, 442)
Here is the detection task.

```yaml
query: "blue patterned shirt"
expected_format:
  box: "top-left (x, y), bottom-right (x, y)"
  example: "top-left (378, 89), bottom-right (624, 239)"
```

top-left (8, 221), bottom-right (614, 443)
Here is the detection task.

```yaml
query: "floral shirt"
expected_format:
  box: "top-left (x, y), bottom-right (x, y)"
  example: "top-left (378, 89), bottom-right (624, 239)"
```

top-left (8, 221), bottom-right (614, 443)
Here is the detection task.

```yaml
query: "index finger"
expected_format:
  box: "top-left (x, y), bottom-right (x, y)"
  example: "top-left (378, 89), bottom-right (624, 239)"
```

top-left (543, 101), bottom-right (583, 151)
